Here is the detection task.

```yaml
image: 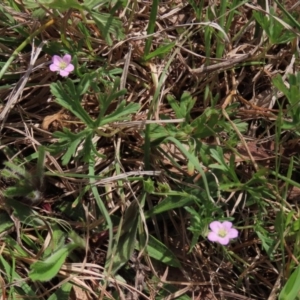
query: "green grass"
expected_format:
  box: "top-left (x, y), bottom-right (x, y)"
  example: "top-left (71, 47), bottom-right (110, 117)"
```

top-left (1, 0), bottom-right (300, 299)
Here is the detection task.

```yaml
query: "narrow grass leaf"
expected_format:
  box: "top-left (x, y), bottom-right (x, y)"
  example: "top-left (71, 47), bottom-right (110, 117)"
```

top-left (144, 0), bottom-right (158, 56)
top-left (89, 159), bottom-right (113, 275)
top-left (274, 0), bottom-right (300, 31)
top-left (0, 256), bottom-right (37, 298)
top-left (143, 42), bottom-right (176, 61)
top-left (158, 283), bottom-right (192, 299)
top-left (279, 265), bottom-right (300, 300)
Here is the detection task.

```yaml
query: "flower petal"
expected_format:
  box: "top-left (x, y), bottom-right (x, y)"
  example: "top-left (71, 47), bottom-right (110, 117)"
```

top-left (64, 64), bottom-right (74, 72)
top-left (209, 221), bottom-right (222, 232)
top-left (228, 228), bottom-right (238, 239)
top-left (49, 64), bottom-right (60, 72)
top-left (52, 55), bottom-right (63, 65)
top-left (218, 236), bottom-right (230, 245)
top-left (59, 69), bottom-right (70, 77)
top-left (207, 232), bottom-right (219, 242)
top-left (222, 221), bottom-right (233, 230)
top-left (62, 54), bottom-right (72, 64)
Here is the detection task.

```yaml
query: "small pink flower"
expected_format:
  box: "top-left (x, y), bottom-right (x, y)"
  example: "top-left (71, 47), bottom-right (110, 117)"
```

top-left (49, 54), bottom-right (74, 77)
top-left (207, 221), bottom-right (238, 245)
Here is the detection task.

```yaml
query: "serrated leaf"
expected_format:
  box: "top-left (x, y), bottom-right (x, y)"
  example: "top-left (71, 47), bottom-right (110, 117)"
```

top-left (90, 11), bottom-right (125, 46)
top-left (50, 80), bottom-right (94, 128)
top-left (181, 91), bottom-right (196, 119)
top-left (166, 94), bottom-right (184, 119)
top-left (98, 101), bottom-right (139, 126)
top-left (76, 73), bottom-right (94, 96)
top-left (52, 128), bottom-right (91, 165)
top-left (62, 139), bottom-right (84, 165)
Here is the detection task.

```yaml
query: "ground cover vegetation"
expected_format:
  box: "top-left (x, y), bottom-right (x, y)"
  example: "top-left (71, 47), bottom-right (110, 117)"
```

top-left (0, 0), bottom-right (300, 299)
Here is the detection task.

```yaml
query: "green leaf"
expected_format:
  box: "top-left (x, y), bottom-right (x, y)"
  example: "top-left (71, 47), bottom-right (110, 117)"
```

top-left (29, 243), bottom-right (77, 282)
top-left (40, 0), bottom-right (82, 10)
top-left (274, 0), bottom-right (300, 31)
top-left (95, 81), bottom-right (125, 121)
top-left (9, 199), bottom-right (44, 227)
top-left (108, 200), bottom-right (139, 274)
top-left (90, 11), bottom-right (125, 46)
top-left (69, 230), bottom-right (86, 249)
top-left (253, 10), bottom-right (296, 44)
top-left (3, 161), bottom-right (27, 178)
top-left (166, 94), bottom-right (184, 119)
top-left (273, 73), bottom-right (300, 127)
top-left (52, 128), bottom-right (91, 165)
top-left (256, 231), bottom-right (276, 259)
top-left (279, 265), bottom-right (300, 300)
top-left (47, 282), bottom-right (73, 300)
top-left (0, 256), bottom-right (38, 298)
top-left (181, 91), bottom-right (196, 119)
top-left (79, 131), bottom-right (93, 163)
top-left (166, 91), bottom-right (195, 121)
top-left (0, 211), bottom-right (13, 233)
top-left (191, 108), bottom-right (222, 138)
top-left (147, 123), bottom-right (175, 142)
top-left (143, 42), bottom-right (176, 61)
top-left (144, 0), bottom-right (158, 55)
top-left (4, 184), bottom-right (33, 198)
top-left (98, 101), bottom-right (139, 126)
top-left (272, 75), bottom-right (290, 101)
top-left (83, 0), bottom-right (107, 9)
top-left (145, 193), bottom-right (196, 217)
top-left (144, 235), bottom-right (181, 268)
top-left (157, 283), bottom-right (192, 299)
top-left (143, 178), bottom-right (155, 193)
top-left (185, 206), bottom-right (202, 252)
top-left (166, 136), bottom-right (212, 203)
top-left (76, 73), bottom-right (94, 96)
top-left (50, 80), bottom-right (94, 128)
top-left (210, 148), bottom-right (228, 169)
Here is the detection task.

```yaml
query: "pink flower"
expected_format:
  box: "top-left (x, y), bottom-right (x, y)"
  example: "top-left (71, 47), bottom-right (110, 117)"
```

top-left (49, 54), bottom-right (74, 77)
top-left (207, 221), bottom-right (238, 245)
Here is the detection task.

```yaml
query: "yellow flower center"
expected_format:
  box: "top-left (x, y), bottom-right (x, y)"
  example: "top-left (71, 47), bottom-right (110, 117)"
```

top-left (218, 229), bottom-right (227, 237)
top-left (59, 61), bottom-right (67, 70)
